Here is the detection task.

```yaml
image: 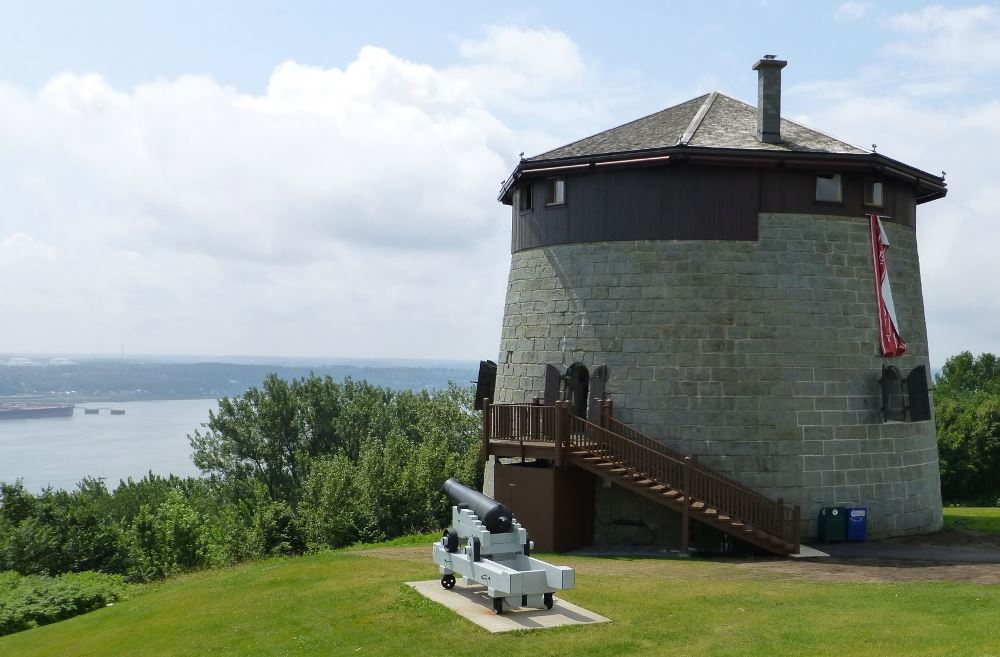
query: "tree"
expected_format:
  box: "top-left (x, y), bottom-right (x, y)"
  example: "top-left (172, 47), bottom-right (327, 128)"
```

top-left (935, 351), bottom-right (1000, 503)
top-left (190, 373), bottom-right (301, 506)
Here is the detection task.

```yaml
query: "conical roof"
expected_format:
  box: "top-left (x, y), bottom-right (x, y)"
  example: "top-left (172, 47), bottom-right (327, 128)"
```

top-left (527, 92), bottom-right (868, 162)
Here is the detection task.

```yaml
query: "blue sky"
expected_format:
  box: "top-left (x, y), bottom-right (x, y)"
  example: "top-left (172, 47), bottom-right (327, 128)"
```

top-left (0, 1), bottom-right (997, 365)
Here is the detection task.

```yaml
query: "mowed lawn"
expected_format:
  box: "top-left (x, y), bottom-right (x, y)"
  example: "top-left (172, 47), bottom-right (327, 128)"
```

top-left (3, 528), bottom-right (1000, 657)
top-left (944, 506), bottom-right (1000, 534)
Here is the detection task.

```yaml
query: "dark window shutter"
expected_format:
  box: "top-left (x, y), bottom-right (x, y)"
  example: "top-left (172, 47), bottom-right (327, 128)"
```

top-left (880, 365), bottom-right (905, 422)
top-left (907, 365), bottom-right (932, 422)
top-left (588, 365), bottom-right (607, 420)
top-left (473, 360), bottom-right (497, 410)
top-left (544, 364), bottom-right (564, 405)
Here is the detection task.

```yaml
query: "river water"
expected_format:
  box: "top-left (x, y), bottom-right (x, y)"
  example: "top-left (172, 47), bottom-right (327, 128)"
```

top-left (0, 399), bottom-right (217, 491)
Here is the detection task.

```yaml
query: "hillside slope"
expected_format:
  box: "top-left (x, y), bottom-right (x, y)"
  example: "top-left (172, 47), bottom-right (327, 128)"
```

top-left (2, 543), bottom-right (998, 656)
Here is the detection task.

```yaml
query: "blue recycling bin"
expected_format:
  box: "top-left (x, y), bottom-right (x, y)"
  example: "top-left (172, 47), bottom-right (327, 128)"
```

top-left (846, 507), bottom-right (868, 542)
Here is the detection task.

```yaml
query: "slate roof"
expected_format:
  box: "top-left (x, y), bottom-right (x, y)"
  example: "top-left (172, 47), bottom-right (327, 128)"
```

top-left (527, 91), bottom-right (868, 162)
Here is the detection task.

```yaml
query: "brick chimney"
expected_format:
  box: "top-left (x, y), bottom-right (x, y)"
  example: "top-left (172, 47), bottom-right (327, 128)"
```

top-left (752, 55), bottom-right (787, 144)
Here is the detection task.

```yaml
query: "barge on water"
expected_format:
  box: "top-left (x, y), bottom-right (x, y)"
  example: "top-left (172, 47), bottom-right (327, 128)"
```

top-left (0, 403), bottom-right (74, 420)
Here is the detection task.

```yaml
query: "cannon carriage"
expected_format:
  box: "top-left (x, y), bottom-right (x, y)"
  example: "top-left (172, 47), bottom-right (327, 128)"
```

top-left (432, 478), bottom-right (575, 614)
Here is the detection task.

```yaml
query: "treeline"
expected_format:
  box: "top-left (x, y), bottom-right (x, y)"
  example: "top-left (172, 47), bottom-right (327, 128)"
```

top-left (0, 359), bottom-right (475, 401)
top-left (935, 352), bottom-right (1000, 504)
top-left (0, 375), bottom-right (482, 581)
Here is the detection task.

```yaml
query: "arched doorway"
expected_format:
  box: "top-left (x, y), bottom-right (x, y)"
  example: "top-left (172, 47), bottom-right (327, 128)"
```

top-left (564, 362), bottom-right (590, 418)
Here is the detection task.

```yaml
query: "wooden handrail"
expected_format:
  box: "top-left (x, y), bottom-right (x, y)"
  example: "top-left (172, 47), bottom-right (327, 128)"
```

top-left (605, 415), bottom-right (764, 500)
top-left (486, 402), bottom-right (800, 549)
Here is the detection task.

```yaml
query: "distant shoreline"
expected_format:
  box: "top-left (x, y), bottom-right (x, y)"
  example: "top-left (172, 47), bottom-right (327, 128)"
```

top-left (0, 359), bottom-right (477, 406)
top-left (1, 394), bottom-right (222, 404)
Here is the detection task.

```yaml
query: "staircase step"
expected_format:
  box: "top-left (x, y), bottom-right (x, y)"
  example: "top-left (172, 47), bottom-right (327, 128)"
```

top-left (551, 415), bottom-right (796, 554)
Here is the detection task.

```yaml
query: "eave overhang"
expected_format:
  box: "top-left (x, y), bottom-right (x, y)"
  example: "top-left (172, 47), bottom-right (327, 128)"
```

top-left (498, 147), bottom-right (947, 206)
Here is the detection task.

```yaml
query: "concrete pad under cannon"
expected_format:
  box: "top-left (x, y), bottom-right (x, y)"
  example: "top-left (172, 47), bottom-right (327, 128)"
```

top-left (406, 579), bottom-right (610, 633)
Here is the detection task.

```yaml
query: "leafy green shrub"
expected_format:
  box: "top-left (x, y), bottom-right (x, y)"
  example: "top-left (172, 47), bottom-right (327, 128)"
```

top-left (1, 375), bottom-right (482, 582)
top-left (0, 570), bottom-right (127, 636)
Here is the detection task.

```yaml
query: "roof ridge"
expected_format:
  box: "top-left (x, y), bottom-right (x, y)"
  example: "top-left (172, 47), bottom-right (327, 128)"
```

top-left (528, 93), bottom-right (710, 161)
top-left (677, 90), bottom-right (718, 146)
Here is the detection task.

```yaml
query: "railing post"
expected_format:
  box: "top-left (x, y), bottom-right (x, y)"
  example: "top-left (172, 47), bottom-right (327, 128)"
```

top-left (776, 498), bottom-right (784, 535)
top-left (604, 399), bottom-right (613, 429)
top-left (681, 455), bottom-right (692, 554)
top-left (553, 400), bottom-right (568, 468)
top-left (531, 397), bottom-right (541, 441)
top-left (481, 398), bottom-right (491, 458)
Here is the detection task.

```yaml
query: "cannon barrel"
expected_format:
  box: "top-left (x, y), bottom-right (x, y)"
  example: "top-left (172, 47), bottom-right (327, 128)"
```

top-left (442, 478), bottom-right (513, 533)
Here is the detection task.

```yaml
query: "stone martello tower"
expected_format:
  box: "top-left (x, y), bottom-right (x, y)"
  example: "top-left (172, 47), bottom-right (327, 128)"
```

top-left (488, 57), bottom-right (946, 544)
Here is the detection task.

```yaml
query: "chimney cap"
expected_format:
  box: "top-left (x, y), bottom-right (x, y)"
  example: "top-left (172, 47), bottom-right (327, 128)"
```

top-left (752, 56), bottom-right (787, 70)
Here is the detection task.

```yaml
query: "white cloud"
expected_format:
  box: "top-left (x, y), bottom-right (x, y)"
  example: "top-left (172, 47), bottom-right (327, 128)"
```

top-left (836, 2), bottom-right (868, 20)
top-left (458, 25), bottom-right (585, 88)
top-left (885, 4), bottom-right (1000, 72)
top-left (450, 25), bottom-right (616, 131)
top-left (0, 27), bottom-right (600, 358)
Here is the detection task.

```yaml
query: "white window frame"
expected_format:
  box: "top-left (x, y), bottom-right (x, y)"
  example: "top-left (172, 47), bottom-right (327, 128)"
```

top-left (545, 177), bottom-right (566, 207)
top-left (865, 179), bottom-right (885, 207)
top-left (815, 172), bottom-right (843, 203)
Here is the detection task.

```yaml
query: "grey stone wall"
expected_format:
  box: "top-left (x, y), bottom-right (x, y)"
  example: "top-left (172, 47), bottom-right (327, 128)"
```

top-left (494, 213), bottom-right (943, 539)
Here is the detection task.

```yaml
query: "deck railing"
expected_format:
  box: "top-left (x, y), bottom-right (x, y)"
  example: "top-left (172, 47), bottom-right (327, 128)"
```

top-left (484, 399), bottom-right (800, 551)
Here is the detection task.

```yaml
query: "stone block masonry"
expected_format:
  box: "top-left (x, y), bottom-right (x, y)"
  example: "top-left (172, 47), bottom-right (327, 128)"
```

top-left (494, 213), bottom-right (943, 539)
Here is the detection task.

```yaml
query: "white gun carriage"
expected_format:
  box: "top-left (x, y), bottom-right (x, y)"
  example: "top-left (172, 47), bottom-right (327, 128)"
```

top-left (432, 478), bottom-right (575, 615)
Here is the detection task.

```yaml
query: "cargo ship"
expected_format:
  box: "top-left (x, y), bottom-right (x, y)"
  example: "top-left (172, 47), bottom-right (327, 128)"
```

top-left (0, 403), bottom-right (75, 420)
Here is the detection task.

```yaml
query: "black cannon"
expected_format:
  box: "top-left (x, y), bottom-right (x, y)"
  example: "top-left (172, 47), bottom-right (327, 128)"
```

top-left (442, 478), bottom-right (512, 534)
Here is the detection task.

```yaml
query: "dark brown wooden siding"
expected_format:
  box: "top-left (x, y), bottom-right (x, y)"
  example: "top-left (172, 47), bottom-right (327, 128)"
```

top-left (511, 164), bottom-right (760, 253)
top-left (510, 163), bottom-right (918, 253)
top-left (759, 170), bottom-right (916, 228)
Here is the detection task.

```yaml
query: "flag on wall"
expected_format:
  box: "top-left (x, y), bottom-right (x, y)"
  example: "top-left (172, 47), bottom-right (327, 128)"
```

top-left (869, 213), bottom-right (906, 357)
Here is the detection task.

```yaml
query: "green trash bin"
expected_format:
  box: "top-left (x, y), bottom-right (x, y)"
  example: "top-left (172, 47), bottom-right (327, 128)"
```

top-left (817, 507), bottom-right (847, 543)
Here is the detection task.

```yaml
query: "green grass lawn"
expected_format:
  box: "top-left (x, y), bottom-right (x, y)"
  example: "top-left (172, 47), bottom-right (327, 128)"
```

top-left (944, 506), bottom-right (1000, 534)
top-left (2, 537), bottom-right (999, 657)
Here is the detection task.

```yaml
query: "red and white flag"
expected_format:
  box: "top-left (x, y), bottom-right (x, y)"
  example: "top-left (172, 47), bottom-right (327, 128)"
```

top-left (869, 213), bottom-right (906, 357)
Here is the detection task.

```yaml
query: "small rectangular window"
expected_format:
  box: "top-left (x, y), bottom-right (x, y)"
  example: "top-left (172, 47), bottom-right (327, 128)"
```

top-left (545, 177), bottom-right (565, 206)
top-left (865, 179), bottom-right (884, 207)
top-left (517, 185), bottom-right (533, 212)
top-left (816, 173), bottom-right (842, 203)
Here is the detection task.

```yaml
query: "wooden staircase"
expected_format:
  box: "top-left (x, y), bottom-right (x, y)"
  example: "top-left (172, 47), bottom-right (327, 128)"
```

top-left (483, 400), bottom-right (800, 555)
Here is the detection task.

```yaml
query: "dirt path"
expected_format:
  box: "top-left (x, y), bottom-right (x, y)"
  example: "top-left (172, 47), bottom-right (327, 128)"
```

top-left (357, 544), bottom-right (1000, 584)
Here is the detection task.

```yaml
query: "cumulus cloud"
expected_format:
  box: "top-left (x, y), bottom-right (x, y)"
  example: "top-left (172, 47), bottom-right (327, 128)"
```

top-left (0, 27), bottom-right (596, 358)
top-left (885, 4), bottom-right (1000, 72)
